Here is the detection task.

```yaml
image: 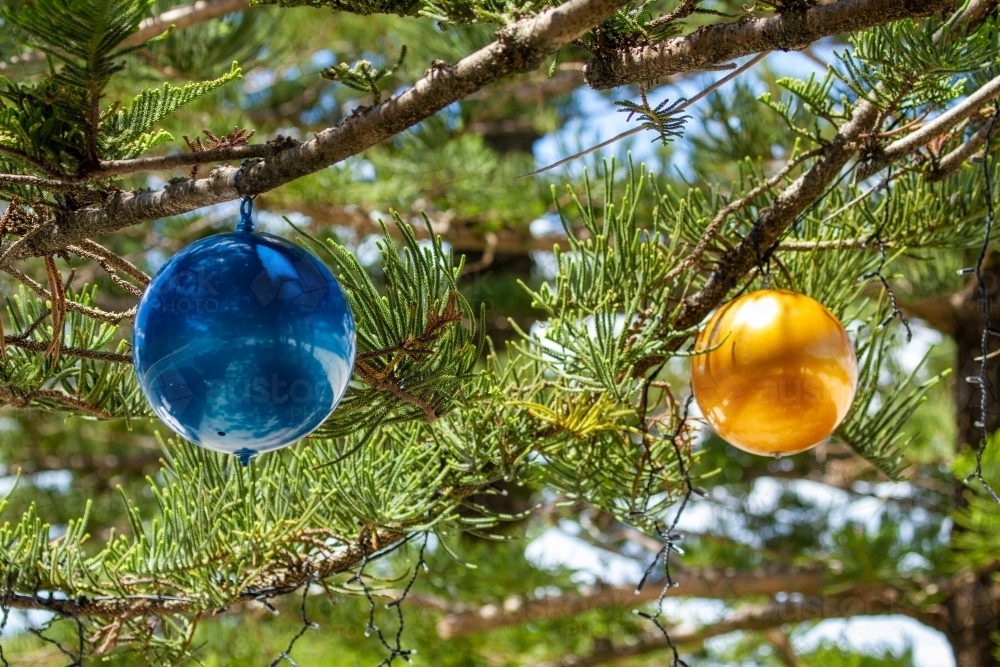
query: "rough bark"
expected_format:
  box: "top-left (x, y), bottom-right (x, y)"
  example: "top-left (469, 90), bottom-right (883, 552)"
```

top-left (584, 0), bottom-right (955, 90)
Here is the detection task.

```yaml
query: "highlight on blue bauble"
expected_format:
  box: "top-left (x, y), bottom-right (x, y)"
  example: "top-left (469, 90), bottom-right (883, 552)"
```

top-left (133, 228), bottom-right (356, 464)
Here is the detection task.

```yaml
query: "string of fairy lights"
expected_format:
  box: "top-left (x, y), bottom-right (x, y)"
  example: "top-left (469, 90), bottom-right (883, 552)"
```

top-left (964, 99), bottom-right (1000, 504)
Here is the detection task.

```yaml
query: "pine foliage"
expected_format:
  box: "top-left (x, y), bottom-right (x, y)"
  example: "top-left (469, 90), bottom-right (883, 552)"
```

top-left (1, 285), bottom-right (147, 420)
top-left (100, 62), bottom-right (242, 159)
top-left (2, 0), bottom-right (1000, 663)
top-left (0, 0), bottom-right (242, 179)
top-left (295, 216), bottom-right (483, 437)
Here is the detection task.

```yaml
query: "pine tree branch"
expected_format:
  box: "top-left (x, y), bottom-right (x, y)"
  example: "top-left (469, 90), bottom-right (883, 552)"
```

top-left (583, 0), bottom-right (956, 90)
top-left (928, 119), bottom-right (1000, 181)
top-left (872, 73), bottom-right (1000, 171)
top-left (537, 594), bottom-right (916, 667)
top-left (776, 238), bottom-right (875, 250)
top-left (354, 359), bottom-right (440, 421)
top-left (0, 387), bottom-right (115, 418)
top-left (660, 145), bottom-right (823, 285)
top-left (70, 240), bottom-right (151, 286)
top-left (7, 0), bottom-right (632, 262)
top-left (0, 174), bottom-right (85, 191)
top-left (1, 530), bottom-right (406, 618)
top-left (4, 338), bottom-right (132, 364)
top-left (671, 98), bottom-right (881, 334)
top-left (436, 566), bottom-right (830, 638)
top-left (96, 142), bottom-right (278, 177)
top-left (1, 266), bottom-right (137, 324)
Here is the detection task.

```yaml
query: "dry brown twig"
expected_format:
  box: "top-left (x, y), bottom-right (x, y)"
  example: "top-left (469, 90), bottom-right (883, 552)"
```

top-left (43, 255), bottom-right (66, 364)
top-left (184, 127), bottom-right (257, 177)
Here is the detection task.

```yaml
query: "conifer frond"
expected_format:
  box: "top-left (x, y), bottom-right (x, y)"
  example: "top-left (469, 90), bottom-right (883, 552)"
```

top-left (100, 62), bottom-right (243, 159)
top-left (320, 49), bottom-right (405, 104)
top-left (0, 0), bottom-right (244, 175)
top-left (835, 314), bottom-right (945, 480)
top-left (837, 17), bottom-right (996, 114)
top-left (613, 96), bottom-right (689, 146)
top-left (288, 214), bottom-right (483, 436)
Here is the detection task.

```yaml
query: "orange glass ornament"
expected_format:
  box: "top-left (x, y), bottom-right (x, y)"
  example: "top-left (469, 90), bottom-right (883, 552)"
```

top-left (691, 289), bottom-right (858, 456)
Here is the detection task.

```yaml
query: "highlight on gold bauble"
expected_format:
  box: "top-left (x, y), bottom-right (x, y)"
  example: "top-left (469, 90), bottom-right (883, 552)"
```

top-left (691, 289), bottom-right (859, 457)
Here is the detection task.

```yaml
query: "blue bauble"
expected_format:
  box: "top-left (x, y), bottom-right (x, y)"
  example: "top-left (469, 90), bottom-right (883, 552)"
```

top-left (133, 226), bottom-right (355, 463)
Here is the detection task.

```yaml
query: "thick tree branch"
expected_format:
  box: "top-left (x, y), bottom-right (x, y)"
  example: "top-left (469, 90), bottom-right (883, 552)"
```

top-left (583, 0), bottom-right (955, 90)
top-left (7, 0), bottom-right (630, 261)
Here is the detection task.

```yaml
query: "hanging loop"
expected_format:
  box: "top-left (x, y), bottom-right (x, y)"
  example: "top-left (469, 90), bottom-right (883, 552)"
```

top-left (234, 159), bottom-right (256, 233)
top-left (238, 195), bottom-right (255, 233)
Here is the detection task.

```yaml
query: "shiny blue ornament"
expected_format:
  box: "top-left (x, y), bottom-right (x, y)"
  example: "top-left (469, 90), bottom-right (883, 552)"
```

top-left (133, 199), bottom-right (356, 465)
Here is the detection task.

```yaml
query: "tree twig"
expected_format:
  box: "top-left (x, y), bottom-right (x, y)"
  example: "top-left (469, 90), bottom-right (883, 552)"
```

top-left (5, 338), bottom-right (133, 364)
top-left (0, 174), bottom-right (85, 191)
top-left (875, 73), bottom-right (1000, 173)
top-left (519, 52), bottom-right (768, 178)
top-left (929, 120), bottom-right (1000, 181)
top-left (97, 143), bottom-right (277, 177)
top-left (124, 0), bottom-right (251, 48)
